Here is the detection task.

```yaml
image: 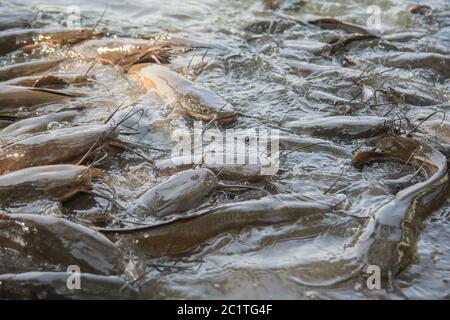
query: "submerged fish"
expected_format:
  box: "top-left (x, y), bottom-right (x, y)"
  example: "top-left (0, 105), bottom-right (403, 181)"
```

top-left (133, 168), bottom-right (218, 218)
top-left (0, 111), bottom-right (78, 137)
top-left (285, 60), bottom-right (361, 80)
top-left (0, 214), bottom-right (124, 275)
top-left (283, 39), bottom-right (331, 55)
top-left (369, 52), bottom-right (450, 79)
top-left (329, 34), bottom-right (379, 55)
top-left (0, 124), bottom-right (118, 174)
top-left (244, 18), bottom-right (297, 34)
top-left (417, 120), bottom-right (450, 144)
top-left (351, 136), bottom-right (449, 277)
top-left (385, 84), bottom-right (445, 106)
top-left (0, 272), bottom-right (137, 299)
top-left (156, 150), bottom-right (277, 180)
top-left (105, 193), bottom-right (344, 256)
top-left (308, 18), bottom-right (380, 37)
top-left (0, 12), bottom-right (33, 31)
top-left (262, 0), bottom-right (284, 10)
top-left (285, 116), bottom-right (392, 139)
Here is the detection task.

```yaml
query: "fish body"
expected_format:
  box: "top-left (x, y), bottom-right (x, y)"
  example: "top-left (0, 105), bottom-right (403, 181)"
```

top-left (128, 63), bottom-right (237, 124)
top-left (0, 28), bottom-right (99, 55)
top-left (285, 116), bottom-right (392, 139)
top-left (0, 214), bottom-right (124, 275)
top-left (0, 164), bottom-right (103, 203)
top-left (0, 272), bottom-right (137, 299)
top-left (134, 168), bottom-right (217, 218)
top-left (114, 193), bottom-right (344, 256)
top-left (0, 85), bottom-right (70, 116)
top-left (0, 111), bottom-right (78, 137)
top-left (351, 136), bottom-right (449, 276)
top-left (3, 73), bottom-right (90, 87)
top-left (0, 124), bottom-right (117, 174)
top-left (0, 59), bottom-right (62, 82)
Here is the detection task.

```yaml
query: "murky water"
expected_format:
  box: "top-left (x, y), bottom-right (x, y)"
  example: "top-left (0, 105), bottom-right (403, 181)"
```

top-left (0, 0), bottom-right (449, 299)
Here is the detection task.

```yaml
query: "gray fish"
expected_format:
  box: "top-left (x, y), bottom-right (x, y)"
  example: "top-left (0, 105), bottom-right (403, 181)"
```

top-left (0, 214), bottom-right (125, 275)
top-left (128, 63), bottom-right (237, 124)
top-left (0, 272), bottom-right (137, 299)
top-left (285, 116), bottom-right (392, 139)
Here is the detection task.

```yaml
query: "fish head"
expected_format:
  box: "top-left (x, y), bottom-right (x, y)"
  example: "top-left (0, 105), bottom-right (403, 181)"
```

top-left (376, 135), bottom-right (422, 161)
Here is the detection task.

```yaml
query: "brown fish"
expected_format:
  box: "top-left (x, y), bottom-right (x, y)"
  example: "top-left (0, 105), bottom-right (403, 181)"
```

top-left (133, 168), bottom-right (218, 218)
top-left (0, 272), bottom-right (137, 299)
top-left (0, 59), bottom-right (62, 82)
top-left (0, 164), bottom-right (105, 204)
top-left (0, 28), bottom-right (100, 55)
top-left (3, 73), bottom-right (90, 88)
top-left (0, 124), bottom-right (118, 174)
top-left (0, 85), bottom-right (82, 116)
top-left (308, 18), bottom-right (380, 37)
top-left (0, 111), bottom-right (78, 137)
top-left (0, 213), bottom-right (124, 275)
top-left (350, 136), bottom-right (449, 277)
top-left (102, 193), bottom-right (345, 256)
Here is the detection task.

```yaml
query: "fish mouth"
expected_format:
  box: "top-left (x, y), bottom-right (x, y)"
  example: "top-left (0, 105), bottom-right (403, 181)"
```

top-left (352, 151), bottom-right (384, 168)
top-left (352, 144), bottom-right (414, 168)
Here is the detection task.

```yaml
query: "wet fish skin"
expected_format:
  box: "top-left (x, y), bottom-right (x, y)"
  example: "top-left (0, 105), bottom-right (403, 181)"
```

top-left (0, 214), bottom-right (125, 275)
top-left (244, 18), bottom-right (297, 34)
top-left (0, 272), bottom-right (137, 299)
top-left (120, 193), bottom-right (344, 256)
top-left (0, 85), bottom-right (68, 116)
top-left (134, 168), bottom-right (218, 218)
top-left (382, 31), bottom-right (426, 42)
top-left (370, 52), bottom-right (450, 78)
top-left (0, 28), bottom-right (100, 55)
top-left (285, 116), bottom-right (392, 139)
top-left (351, 136), bottom-right (449, 277)
top-left (285, 60), bottom-right (361, 80)
top-left (0, 124), bottom-right (118, 174)
top-left (417, 120), bottom-right (450, 145)
top-left (156, 152), bottom-right (275, 180)
top-left (0, 110), bottom-right (78, 137)
top-left (329, 34), bottom-right (380, 55)
top-left (3, 73), bottom-right (90, 87)
top-left (262, 0), bottom-right (284, 10)
top-left (0, 59), bottom-right (62, 82)
top-left (385, 84), bottom-right (445, 106)
top-left (279, 135), bottom-right (351, 157)
top-left (0, 164), bottom-right (103, 203)
top-left (282, 39), bottom-right (331, 55)
top-left (128, 63), bottom-right (237, 124)
top-left (308, 18), bottom-right (381, 37)
top-left (73, 38), bottom-right (152, 59)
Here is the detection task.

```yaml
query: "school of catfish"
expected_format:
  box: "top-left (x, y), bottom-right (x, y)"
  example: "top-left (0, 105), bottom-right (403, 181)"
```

top-left (0, 0), bottom-right (449, 299)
